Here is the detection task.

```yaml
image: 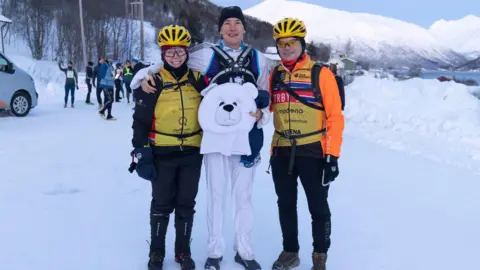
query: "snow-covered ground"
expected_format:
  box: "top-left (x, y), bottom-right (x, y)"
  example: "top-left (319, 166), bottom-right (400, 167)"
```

top-left (2, 44), bottom-right (480, 269)
top-left (345, 74), bottom-right (480, 171)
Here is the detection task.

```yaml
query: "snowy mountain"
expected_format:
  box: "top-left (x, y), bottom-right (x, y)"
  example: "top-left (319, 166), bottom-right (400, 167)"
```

top-left (455, 56), bottom-right (480, 71)
top-left (429, 15), bottom-right (480, 59)
top-left (244, 0), bottom-right (468, 68)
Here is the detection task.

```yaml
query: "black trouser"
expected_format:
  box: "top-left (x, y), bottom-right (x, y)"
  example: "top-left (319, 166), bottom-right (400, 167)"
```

top-left (124, 81), bottom-right (132, 102)
top-left (150, 153), bottom-right (203, 256)
top-left (64, 85), bottom-right (75, 105)
top-left (86, 79), bottom-right (92, 103)
top-left (271, 155), bottom-right (331, 253)
top-left (114, 79), bottom-right (123, 102)
top-left (99, 88), bottom-right (113, 117)
top-left (96, 84), bottom-right (103, 105)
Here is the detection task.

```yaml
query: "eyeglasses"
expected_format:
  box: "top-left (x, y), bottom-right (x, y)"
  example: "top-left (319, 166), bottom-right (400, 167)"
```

top-left (277, 39), bottom-right (301, 48)
top-left (164, 47), bottom-right (187, 58)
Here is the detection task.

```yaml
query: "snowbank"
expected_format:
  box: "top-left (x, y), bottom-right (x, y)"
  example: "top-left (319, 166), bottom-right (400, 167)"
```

top-left (345, 75), bottom-right (480, 167)
top-left (7, 55), bottom-right (67, 104)
top-left (346, 75), bottom-right (480, 136)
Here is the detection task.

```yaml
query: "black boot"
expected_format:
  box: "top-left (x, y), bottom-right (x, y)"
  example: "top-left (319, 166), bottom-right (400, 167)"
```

top-left (148, 251), bottom-right (165, 270)
top-left (234, 252), bottom-right (261, 270)
top-left (204, 257), bottom-right (222, 270)
top-left (148, 213), bottom-right (169, 270)
top-left (174, 214), bottom-right (195, 269)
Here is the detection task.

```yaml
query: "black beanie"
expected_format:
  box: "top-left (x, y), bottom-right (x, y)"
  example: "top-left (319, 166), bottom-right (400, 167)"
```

top-left (218, 6), bottom-right (246, 32)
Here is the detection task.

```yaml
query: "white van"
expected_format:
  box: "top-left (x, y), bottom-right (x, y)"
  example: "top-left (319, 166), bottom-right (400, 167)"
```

top-left (0, 52), bottom-right (38, 116)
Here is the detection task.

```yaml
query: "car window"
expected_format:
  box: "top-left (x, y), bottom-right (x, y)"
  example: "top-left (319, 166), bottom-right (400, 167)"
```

top-left (0, 55), bottom-right (8, 72)
top-left (0, 55), bottom-right (7, 66)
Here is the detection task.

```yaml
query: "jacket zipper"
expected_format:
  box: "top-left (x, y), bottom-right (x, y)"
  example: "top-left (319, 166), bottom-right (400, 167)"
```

top-left (287, 74), bottom-right (292, 137)
top-left (177, 81), bottom-right (185, 151)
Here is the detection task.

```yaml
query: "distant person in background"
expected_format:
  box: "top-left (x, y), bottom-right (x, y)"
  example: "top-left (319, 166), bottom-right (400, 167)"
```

top-left (114, 62), bottom-right (123, 102)
top-left (132, 57), bottom-right (146, 76)
top-left (93, 57), bottom-right (105, 110)
top-left (122, 60), bottom-right (134, 104)
top-left (329, 63), bottom-right (345, 110)
top-left (98, 56), bottom-right (116, 120)
top-left (131, 57), bottom-right (147, 103)
top-left (85, 61), bottom-right (95, 105)
top-left (58, 60), bottom-right (79, 108)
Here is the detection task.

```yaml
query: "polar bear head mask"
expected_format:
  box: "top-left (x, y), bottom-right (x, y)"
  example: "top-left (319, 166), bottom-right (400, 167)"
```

top-left (198, 82), bottom-right (258, 134)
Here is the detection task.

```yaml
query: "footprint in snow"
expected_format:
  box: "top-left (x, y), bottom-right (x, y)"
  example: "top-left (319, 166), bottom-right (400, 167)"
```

top-left (43, 187), bottom-right (82, 195)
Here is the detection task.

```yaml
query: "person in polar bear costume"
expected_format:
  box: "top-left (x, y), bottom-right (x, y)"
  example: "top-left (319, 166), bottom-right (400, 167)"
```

top-left (198, 82), bottom-right (260, 156)
top-left (197, 82), bottom-right (270, 268)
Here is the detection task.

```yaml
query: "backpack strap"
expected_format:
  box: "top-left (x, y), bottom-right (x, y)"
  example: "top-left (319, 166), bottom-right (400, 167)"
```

top-left (270, 64), bottom-right (324, 111)
top-left (209, 45), bottom-right (256, 84)
top-left (269, 64), bottom-right (281, 104)
top-left (311, 63), bottom-right (324, 105)
top-left (151, 73), bottom-right (164, 95)
top-left (236, 46), bottom-right (252, 66)
top-left (159, 70), bottom-right (198, 91)
top-left (152, 129), bottom-right (202, 139)
top-left (211, 45), bottom-right (235, 66)
top-left (186, 69), bottom-right (197, 84)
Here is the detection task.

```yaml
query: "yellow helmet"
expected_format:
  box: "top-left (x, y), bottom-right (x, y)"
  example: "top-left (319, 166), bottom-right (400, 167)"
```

top-left (273, 18), bottom-right (307, 41)
top-left (157, 25), bottom-right (191, 47)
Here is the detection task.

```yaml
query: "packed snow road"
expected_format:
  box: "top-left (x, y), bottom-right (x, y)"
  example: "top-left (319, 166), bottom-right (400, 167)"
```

top-left (1, 92), bottom-right (479, 270)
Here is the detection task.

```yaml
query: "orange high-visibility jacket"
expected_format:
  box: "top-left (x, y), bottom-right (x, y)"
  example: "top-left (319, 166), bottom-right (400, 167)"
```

top-left (268, 54), bottom-right (344, 157)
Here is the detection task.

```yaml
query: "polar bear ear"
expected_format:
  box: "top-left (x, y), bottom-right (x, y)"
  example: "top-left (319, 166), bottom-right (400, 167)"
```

top-left (243, 82), bottom-right (258, 99)
top-left (201, 83), bottom-right (218, 97)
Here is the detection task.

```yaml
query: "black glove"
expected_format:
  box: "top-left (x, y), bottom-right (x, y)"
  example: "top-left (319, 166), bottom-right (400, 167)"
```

top-left (130, 147), bottom-right (156, 181)
top-left (322, 155), bottom-right (339, 186)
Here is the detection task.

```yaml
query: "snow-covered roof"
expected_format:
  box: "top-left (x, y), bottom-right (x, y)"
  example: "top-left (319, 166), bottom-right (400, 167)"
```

top-left (0, 14), bottom-right (12, 24)
top-left (327, 60), bottom-right (345, 69)
top-left (265, 53), bottom-right (281, 61)
top-left (341, 57), bottom-right (357, 63)
top-left (265, 46), bottom-right (277, 54)
top-left (327, 58), bottom-right (345, 68)
top-left (264, 46), bottom-right (281, 61)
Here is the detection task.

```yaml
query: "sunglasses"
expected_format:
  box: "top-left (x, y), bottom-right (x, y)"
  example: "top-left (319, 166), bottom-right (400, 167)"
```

top-left (277, 39), bottom-right (301, 48)
top-left (164, 47), bottom-right (187, 58)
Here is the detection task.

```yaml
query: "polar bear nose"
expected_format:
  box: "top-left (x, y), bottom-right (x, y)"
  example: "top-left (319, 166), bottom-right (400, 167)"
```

top-left (223, 104), bottom-right (234, 112)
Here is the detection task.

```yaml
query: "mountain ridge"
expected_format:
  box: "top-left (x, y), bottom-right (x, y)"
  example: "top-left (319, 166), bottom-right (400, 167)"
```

top-left (429, 15), bottom-right (480, 59)
top-left (245, 0), bottom-right (471, 69)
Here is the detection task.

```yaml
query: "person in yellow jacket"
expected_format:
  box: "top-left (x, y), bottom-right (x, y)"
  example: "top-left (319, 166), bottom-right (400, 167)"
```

top-left (122, 60), bottom-right (134, 103)
top-left (268, 18), bottom-right (345, 270)
top-left (130, 25), bottom-right (208, 270)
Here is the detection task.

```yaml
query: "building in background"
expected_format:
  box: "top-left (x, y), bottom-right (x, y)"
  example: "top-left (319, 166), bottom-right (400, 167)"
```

top-left (264, 46), bottom-right (281, 69)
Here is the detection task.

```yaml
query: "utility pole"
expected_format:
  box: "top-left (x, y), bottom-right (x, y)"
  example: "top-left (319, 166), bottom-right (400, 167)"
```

top-left (79, 0), bottom-right (87, 67)
top-left (125, 0), bottom-right (130, 60)
top-left (139, 0), bottom-right (144, 61)
top-left (130, 0), bottom-right (144, 61)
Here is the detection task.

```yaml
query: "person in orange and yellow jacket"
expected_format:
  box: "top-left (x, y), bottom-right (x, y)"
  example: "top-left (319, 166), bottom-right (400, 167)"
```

top-left (267, 17), bottom-right (345, 270)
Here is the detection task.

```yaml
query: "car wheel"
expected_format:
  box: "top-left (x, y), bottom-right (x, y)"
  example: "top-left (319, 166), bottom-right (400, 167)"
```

top-left (10, 92), bottom-right (31, 117)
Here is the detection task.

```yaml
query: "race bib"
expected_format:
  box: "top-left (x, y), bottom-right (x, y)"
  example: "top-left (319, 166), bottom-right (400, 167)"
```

top-left (66, 70), bottom-right (74, 79)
